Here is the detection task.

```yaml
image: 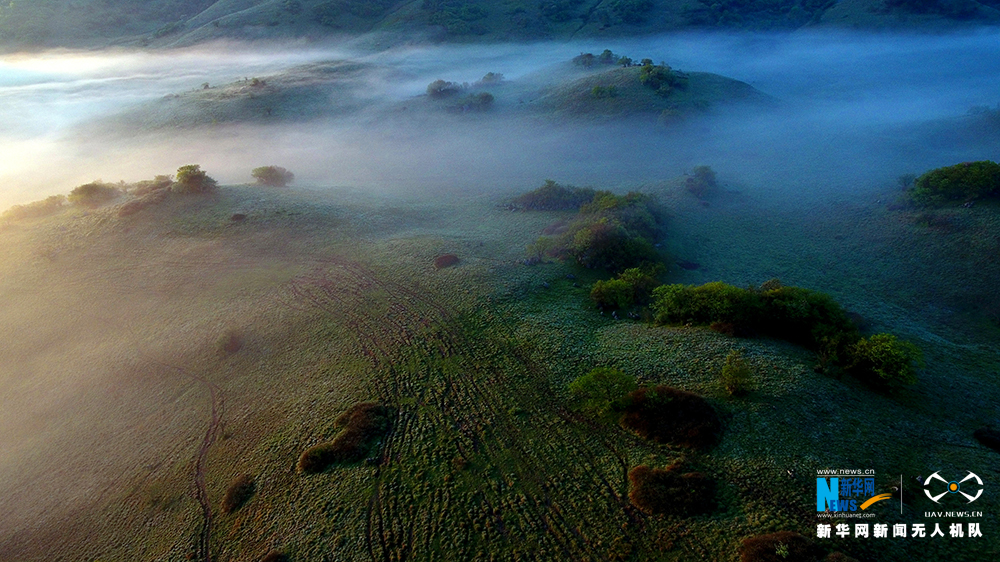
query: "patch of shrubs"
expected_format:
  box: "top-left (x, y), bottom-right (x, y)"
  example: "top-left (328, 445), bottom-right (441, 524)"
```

top-left (590, 267), bottom-right (661, 310)
top-left (2, 195), bottom-right (65, 221)
top-left (516, 182), bottom-right (664, 272)
top-left (427, 79), bottom-right (465, 98)
top-left (619, 385), bottom-right (721, 449)
top-left (68, 181), bottom-right (121, 208)
top-left (297, 403), bottom-right (392, 473)
top-left (591, 85), bottom-right (618, 99)
top-left (628, 461), bottom-right (716, 516)
top-left (639, 60), bottom-right (687, 97)
top-left (651, 279), bottom-right (923, 389)
top-left (450, 92), bottom-right (494, 112)
top-left (252, 165), bottom-right (294, 187)
top-left (220, 474), bottom-right (255, 515)
top-left (652, 280), bottom-right (857, 352)
top-left (131, 174), bottom-right (173, 196)
top-left (510, 180), bottom-right (597, 211)
top-left (172, 164), bottom-right (217, 194)
top-left (567, 367), bottom-right (637, 420)
top-left (572, 49), bottom-right (623, 68)
top-left (908, 160), bottom-right (1000, 206)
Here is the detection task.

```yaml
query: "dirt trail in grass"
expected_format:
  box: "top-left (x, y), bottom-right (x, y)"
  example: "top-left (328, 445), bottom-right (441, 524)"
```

top-left (147, 358), bottom-right (224, 562)
top-left (277, 254), bottom-right (655, 559)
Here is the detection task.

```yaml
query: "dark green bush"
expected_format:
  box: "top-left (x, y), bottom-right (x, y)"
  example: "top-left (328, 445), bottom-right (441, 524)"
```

top-left (220, 474), bottom-right (255, 514)
top-left (619, 385), bottom-right (721, 449)
top-left (628, 461), bottom-right (716, 516)
top-left (68, 181), bottom-right (121, 208)
top-left (519, 185), bottom-right (664, 272)
top-left (298, 403), bottom-right (392, 473)
top-left (651, 281), bottom-right (858, 352)
top-left (651, 281), bottom-right (763, 331)
top-left (252, 165), bottom-right (294, 187)
top-left (909, 160), bottom-right (1000, 206)
top-left (451, 92), bottom-right (494, 112)
top-left (639, 61), bottom-right (686, 97)
top-left (686, 165), bottom-right (718, 198)
top-left (847, 333), bottom-right (923, 389)
top-left (568, 367), bottom-right (637, 419)
top-left (720, 349), bottom-right (754, 396)
top-left (511, 180), bottom-right (596, 211)
top-left (172, 165), bottom-right (217, 194)
top-left (426, 79), bottom-right (463, 98)
top-left (590, 267), bottom-right (660, 310)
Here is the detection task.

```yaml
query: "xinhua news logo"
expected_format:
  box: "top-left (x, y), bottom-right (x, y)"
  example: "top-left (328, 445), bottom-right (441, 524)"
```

top-left (817, 471), bottom-right (892, 513)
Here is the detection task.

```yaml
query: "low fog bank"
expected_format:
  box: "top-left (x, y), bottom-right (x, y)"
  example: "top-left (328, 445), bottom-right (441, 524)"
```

top-left (2, 29), bottom-right (999, 209)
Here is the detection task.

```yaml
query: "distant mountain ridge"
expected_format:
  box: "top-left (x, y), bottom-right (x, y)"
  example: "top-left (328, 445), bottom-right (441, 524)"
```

top-left (1, 0), bottom-right (999, 49)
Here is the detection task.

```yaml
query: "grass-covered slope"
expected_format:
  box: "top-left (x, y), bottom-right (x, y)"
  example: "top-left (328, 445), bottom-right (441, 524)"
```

top-left (3, 0), bottom-right (1000, 50)
top-left (531, 65), bottom-right (771, 120)
top-left (1, 175), bottom-right (999, 561)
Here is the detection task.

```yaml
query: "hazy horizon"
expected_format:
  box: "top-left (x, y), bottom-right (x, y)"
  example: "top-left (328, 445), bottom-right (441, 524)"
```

top-left (1, 29), bottom-right (999, 209)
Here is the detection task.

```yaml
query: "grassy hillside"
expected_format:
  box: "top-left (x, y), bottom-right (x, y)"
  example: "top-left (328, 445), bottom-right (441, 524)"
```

top-left (2, 0), bottom-right (1000, 50)
top-left (1, 173), bottom-right (998, 561)
top-left (530, 64), bottom-right (772, 121)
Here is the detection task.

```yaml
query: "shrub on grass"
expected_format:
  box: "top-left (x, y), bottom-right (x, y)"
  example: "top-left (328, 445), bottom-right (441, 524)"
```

top-left (590, 267), bottom-right (660, 310)
top-left (628, 461), bottom-right (716, 516)
top-left (68, 181), bottom-right (121, 208)
top-left (720, 349), bottom-right (754, 396)
top-left (651, 282), bottom-right (858, 352)
top-left (511, 180), bottom-right (596, 211)
top-left (298, 403), bottom-right (392, 473)
top-left (217, 329), bottom-right (244, 355)
top-left (434, 254), bottom-right (459, 269)
top-left (846, 333), bottom-right (923, 389)
top-left (220, 474), bottom-right (255, 514)
top-left (568, 367), bottom-right (637, 419)
top-left (2, 195), bottom-right (65, 221)
top-left (619, 385), bottom-right (721, 448)
top-left (450, 91), bottom-right (494, 112)
top-left (131, 174), bottom-right (173, 196)
top-left (739, 531), bottom-right (824, 562)
top-left (686, 165), bottom-right (718, 199)
top-left (172, 164), bottom-right (217, 194)
top-left (427, 79), bottom-right (463, 98)
top-left (252, 165), bottom-right (295, 187)
top-left (908, 160), bottom-right (1000, 206)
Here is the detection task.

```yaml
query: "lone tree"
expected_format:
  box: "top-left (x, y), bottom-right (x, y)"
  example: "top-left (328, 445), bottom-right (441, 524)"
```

top-left (252, 165), bottom-right (295, 187)
top-left (172, 164), bottom-right (217, 194)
